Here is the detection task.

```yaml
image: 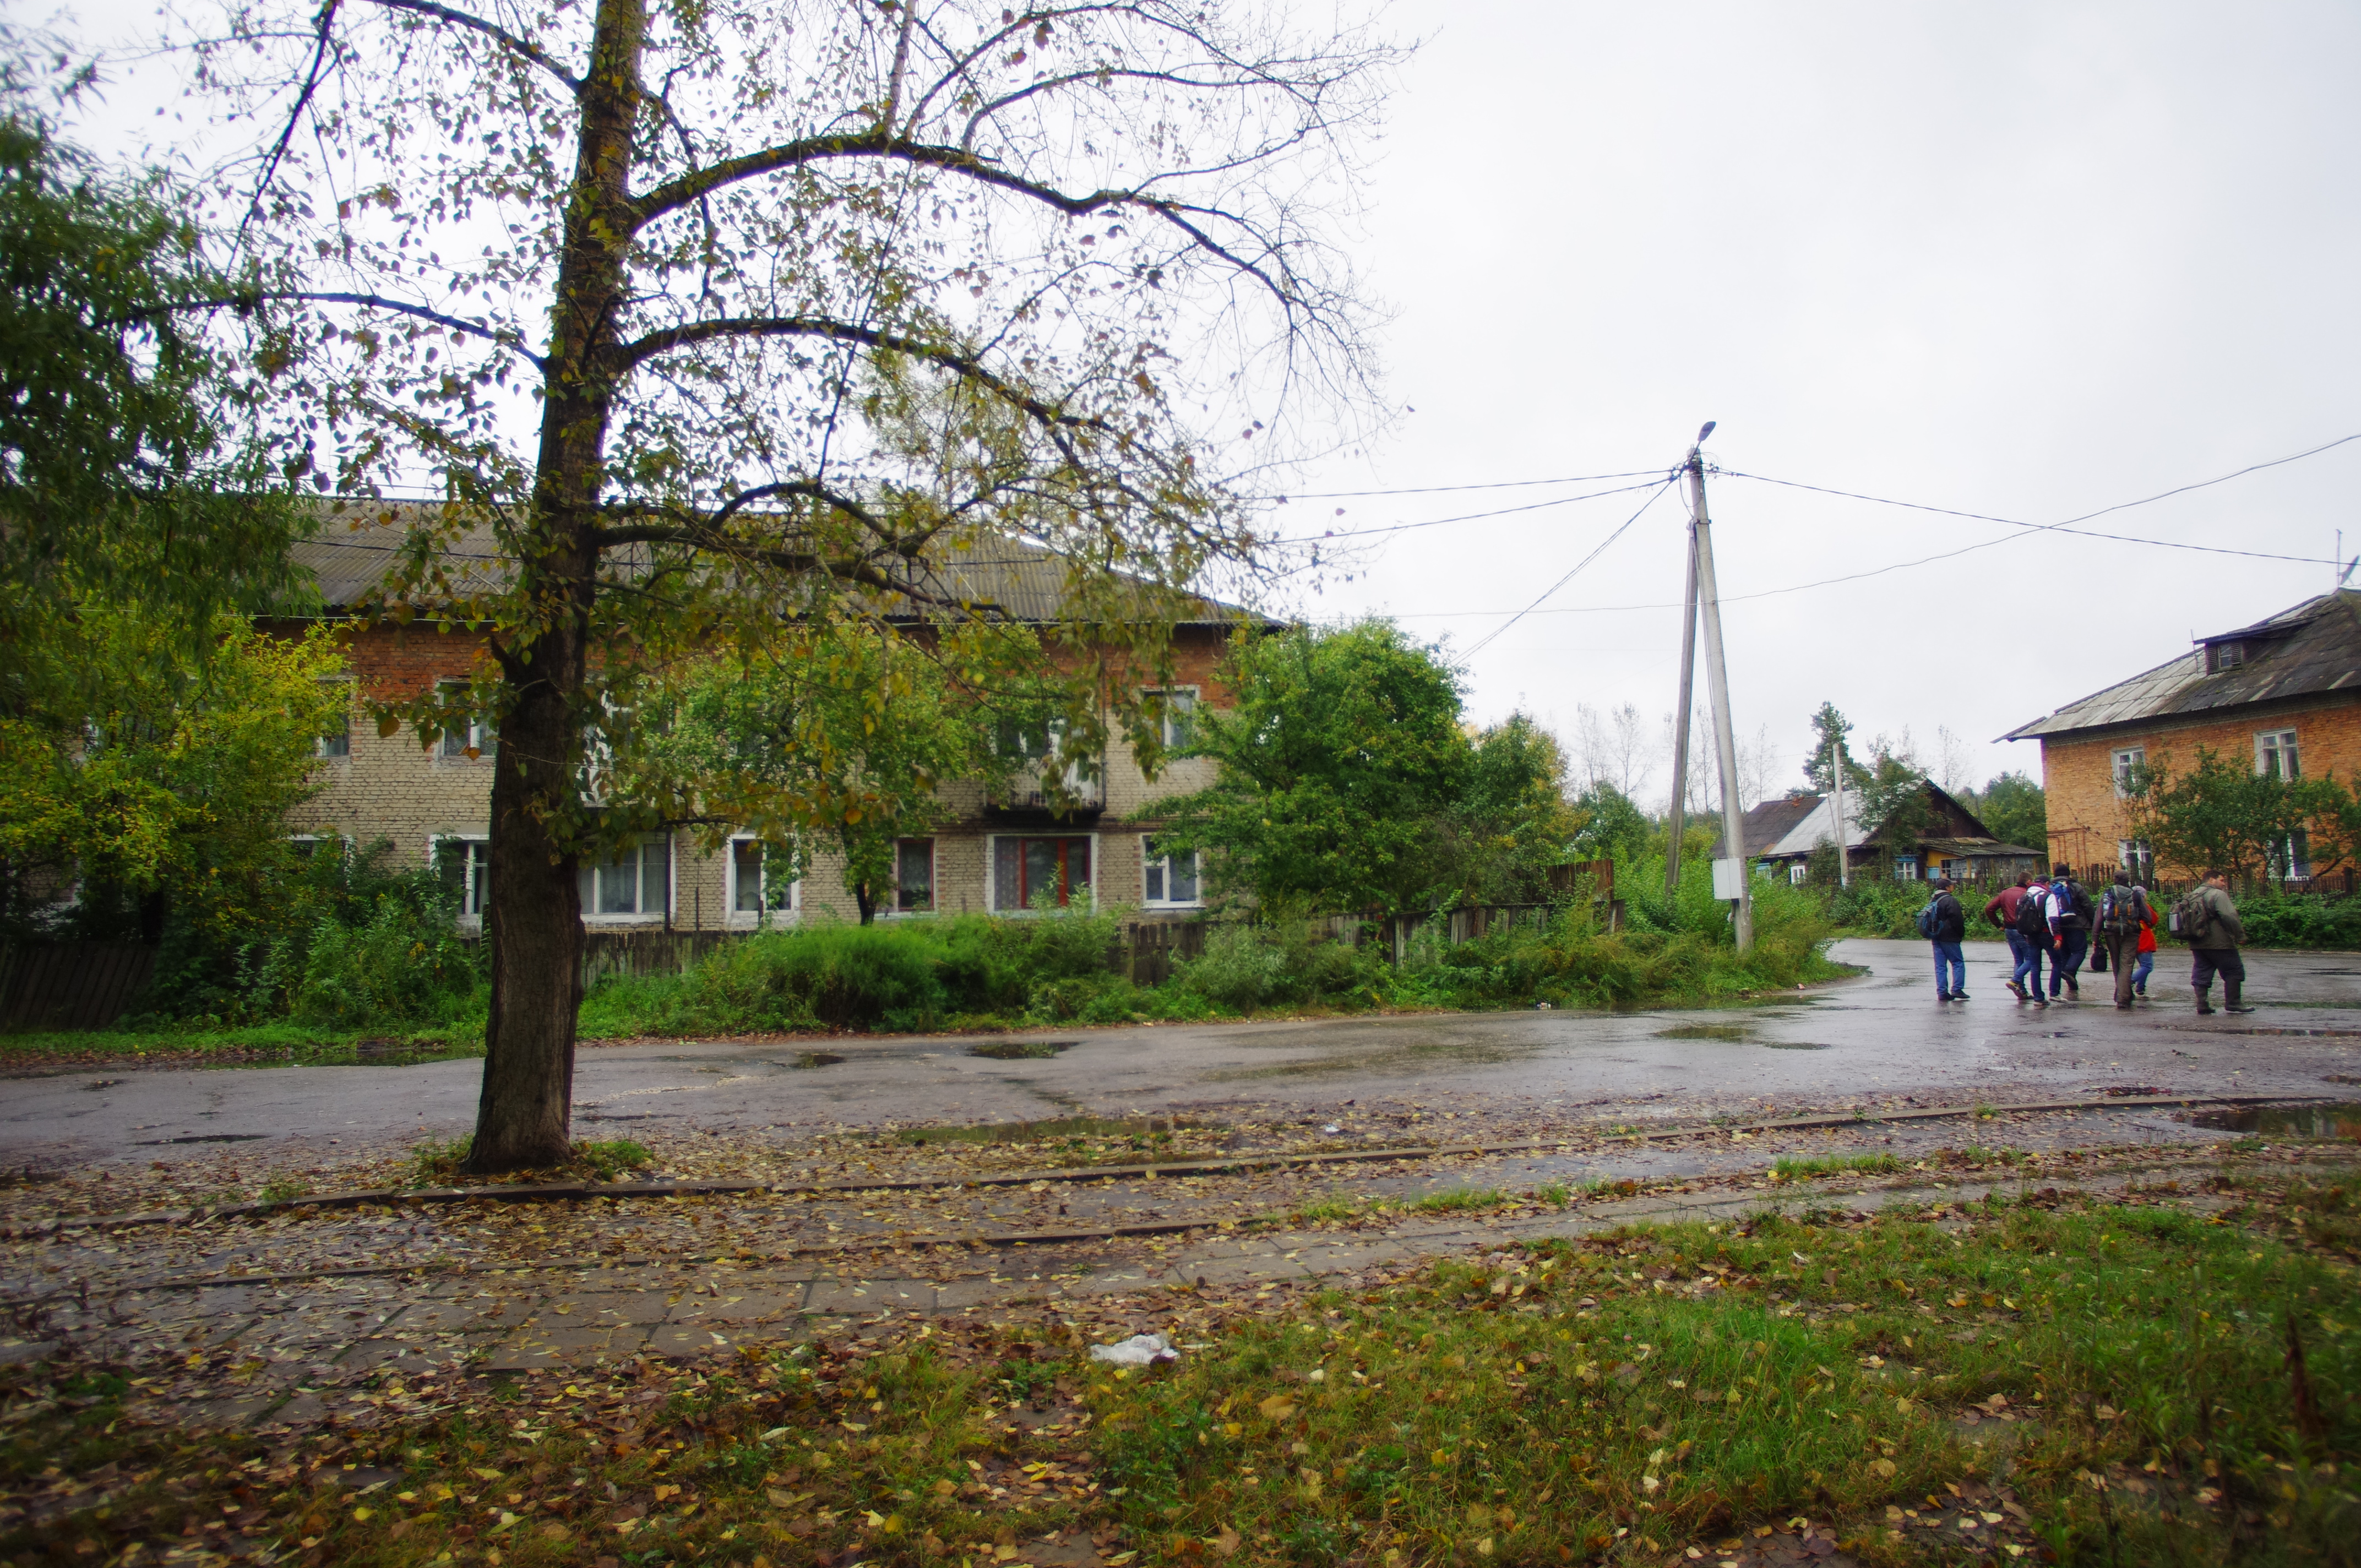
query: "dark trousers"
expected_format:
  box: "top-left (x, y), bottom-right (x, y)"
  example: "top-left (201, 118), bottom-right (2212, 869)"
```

top-left (2050, 928), bottom-right (2088, 995)
top-left (2105, 931), bottom-right (2139, 1005)
top-left (2191, 947), bottom-right (2245, 989)
top-left (2017, 932), bottom-right (2052, 997)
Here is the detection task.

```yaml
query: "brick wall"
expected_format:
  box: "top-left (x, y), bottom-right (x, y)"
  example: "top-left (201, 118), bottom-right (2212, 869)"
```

top-left (276, 619), bottom-right (1249, 925)
top-left (2037, 692), bottom-right (2361, 876)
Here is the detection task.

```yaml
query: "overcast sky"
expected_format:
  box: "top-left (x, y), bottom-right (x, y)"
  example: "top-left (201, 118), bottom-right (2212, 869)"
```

top-left (37, 1), bottom-right (2361, 809)
top-left (1274, 0), bottom-right (2361, 802)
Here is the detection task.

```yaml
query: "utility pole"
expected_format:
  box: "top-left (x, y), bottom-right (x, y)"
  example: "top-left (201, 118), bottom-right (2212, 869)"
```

top-left (1829, 733), bottom-right (1850, 889)
top-left (1663, 523), bottom-right (1700, 898)
top-left (1685, 424), bottom-right (1754, 954)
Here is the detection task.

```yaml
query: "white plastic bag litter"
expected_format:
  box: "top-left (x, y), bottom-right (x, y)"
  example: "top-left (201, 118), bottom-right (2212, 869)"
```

top-left (1089, 1333), bottom-right (1179, 1368)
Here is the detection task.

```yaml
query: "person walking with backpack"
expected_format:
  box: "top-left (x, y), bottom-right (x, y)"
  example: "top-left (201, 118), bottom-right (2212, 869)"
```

top-left (2175, 871), bottom-right (2255, 1015)
top-left (2046, 863), bottom-right (2094, 1001)
top-left (2131, 888), bottom-right (2158, 1000)
top-left (2011, 873), bottom-right (2053, 1007)
top-left (2096, 871), bottom-right (2151, 1009)
top-left (1986, 872), bottom-right (2044, 1003)
top-left (1920, 876), bottom-right (1968, 1000)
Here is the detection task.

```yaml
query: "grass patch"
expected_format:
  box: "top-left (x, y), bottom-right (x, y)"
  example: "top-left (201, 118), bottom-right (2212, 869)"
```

top-left (0, 1021), bottom-right (481, 1068)
top-left (5, 1175), bottom-right (2355, 1566)
top-left (1410, 1186), bottom-right (1507, 1215)
top-left (1770, 1152), bottom-right (1903, 1182)
top-left (1090, 1178), bottom-right (2361, 1566)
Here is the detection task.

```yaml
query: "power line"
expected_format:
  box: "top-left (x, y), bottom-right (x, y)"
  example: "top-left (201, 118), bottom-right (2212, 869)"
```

top-left (1296, 476), bottom-right (1674, 542)
top-left (1718, 430), bottom-right (2361, 565)
top-left (1277, 469), bottom-right (1669, 500)
top-left (1459, 478), bottom-right (1681, 659)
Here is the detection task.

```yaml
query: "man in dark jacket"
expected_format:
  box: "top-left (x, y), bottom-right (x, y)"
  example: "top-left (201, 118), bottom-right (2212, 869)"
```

top-left (1927, 876), bottom-right (1968, 1001)
top-left (2186, 871), bottom-right (2255, 1015)
top-left (2047, 863), bottom-right (2092, 1001)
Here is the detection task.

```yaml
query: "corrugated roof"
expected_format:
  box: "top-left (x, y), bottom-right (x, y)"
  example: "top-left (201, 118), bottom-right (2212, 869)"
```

top-left (289, 501), bottom-right (1273, 627)
top-left (2003, 590), bottom-right (2361, 741)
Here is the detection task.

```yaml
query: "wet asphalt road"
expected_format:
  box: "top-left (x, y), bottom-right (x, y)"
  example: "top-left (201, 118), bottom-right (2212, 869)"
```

top-left (8, 939), bottom-right (2358, 1172)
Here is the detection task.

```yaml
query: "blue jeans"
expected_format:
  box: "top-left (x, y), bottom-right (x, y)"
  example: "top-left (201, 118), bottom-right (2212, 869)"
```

top-left (2009, 930), bottom-right (2047, 997)
top-left (2132, 949), bottom-right (2154, 993)
top-left (2051, 928), bottom-right (2089, 995)
top-left (1933, 940), bottom-right (1966, 995)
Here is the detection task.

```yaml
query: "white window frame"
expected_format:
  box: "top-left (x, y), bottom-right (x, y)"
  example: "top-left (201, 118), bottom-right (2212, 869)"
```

top-left (579, 835), bottom-right (671, 922)
top-left (2268, 830), bottom-right (2311, 881)
top-left (436, 681), bottom-right (496, 760)
top-left (1141, 835), bottom-right (1201, 909)
top-left (1145, 687), bottom-right (1199, 750)
top-left (1788, 862), bottom-right (1809, 886)
top-left (1892, 853), bottom-right (1920, 881)
top-left (726, 835), bottom-right (797, 924)
top-left (433, 835), bottom-right (491, 919)
top-left (987, 832), bottom-right (1098, 914)
top-left (2112, 747), bottom-right (2144, 797)
top-left (889, 836), bottom-right (937, 917)
top-left (290, 833), bottom-right (350, 863)
top-left (2116, 839), bottom-right (2154, 883)
top-left (2255, 728), bottom-right (2300, 780)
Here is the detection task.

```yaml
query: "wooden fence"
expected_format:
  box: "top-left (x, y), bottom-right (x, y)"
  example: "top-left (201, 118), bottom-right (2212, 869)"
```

top-left (0, 943), bottom-right (158, 1033)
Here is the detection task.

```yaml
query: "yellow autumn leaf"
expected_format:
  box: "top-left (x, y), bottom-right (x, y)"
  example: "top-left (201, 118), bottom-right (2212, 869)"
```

top-left (1257, 1395), bottom-right (1296, 1420)
top-left (1872, 1458), bottom-right (1898, 1478)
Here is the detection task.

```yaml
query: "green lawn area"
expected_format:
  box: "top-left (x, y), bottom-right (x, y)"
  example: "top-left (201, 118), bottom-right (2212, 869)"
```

top-left (4, 1168), bottom-right (2354, 1567)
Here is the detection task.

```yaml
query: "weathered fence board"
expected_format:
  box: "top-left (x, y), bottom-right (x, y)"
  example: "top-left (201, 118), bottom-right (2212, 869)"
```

top-left (0, 943), bottom-right (158, 1033)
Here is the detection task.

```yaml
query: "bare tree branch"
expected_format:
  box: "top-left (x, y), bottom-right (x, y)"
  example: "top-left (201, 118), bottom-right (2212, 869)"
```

top-left (360, 0), bottom-right (583, 92)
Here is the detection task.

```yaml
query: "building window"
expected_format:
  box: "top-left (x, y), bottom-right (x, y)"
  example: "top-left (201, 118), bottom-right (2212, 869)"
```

top-left (1788, 862), bottom-right (1809, 886)
top-left (434, 836), bottom-right (490, 917)
top-left (993, 835), bottom-right (1092, 911)
top-left (2117, 839), bottom-right (2154, 884)
top-left (2256, 728), bottom-right (2300, 779)
top-left (895, 838), bottom-right (935, 914)
top-left (728, 837), bottom-right (795, 919)
top-left (579, 836), bottom-right (668, 917)
top-left (1147, 689), bottom-right (1198, 749)
top-left (316, 717), bottom-right (350, 759)
top-left (2112, 747), bottom-right (2145, 797)
top-left (1892, 853), bottom-right (1919, 881)
top-left (2269, 831), bottom-right (2311, 881)
top-left (437, 682), bottom-right (497, 759)
top-left (290, 834), bottom-right (347, 863)
top-left (1142, 837), bottom-right (1200, 907)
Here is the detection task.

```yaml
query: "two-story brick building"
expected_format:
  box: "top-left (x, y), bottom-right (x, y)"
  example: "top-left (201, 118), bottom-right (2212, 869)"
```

top-left (2001, 590), bottom-right (2361, 879)
top-left (279, 511), bottom-right (1269, 930)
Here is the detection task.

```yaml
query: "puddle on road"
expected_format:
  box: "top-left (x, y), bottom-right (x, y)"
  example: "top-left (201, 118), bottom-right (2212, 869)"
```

top-left (1756, 1041), bottom-right (1833, 1051)
top-left (1656, 1024), bottom-right (1754, 1042)
top-left (791, 1052), bottom-right (847, 1069)
top-left (133, 1133), bottom-right (268, 1145)
top-left (2184, 1102), bottom-right (2361, 1139)
top-left (967, 1041), bottom-right (1078, 1061)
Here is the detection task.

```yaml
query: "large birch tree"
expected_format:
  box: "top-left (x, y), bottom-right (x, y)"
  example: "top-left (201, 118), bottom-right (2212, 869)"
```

top-left (164, 0), bottom-right (1394, 1169)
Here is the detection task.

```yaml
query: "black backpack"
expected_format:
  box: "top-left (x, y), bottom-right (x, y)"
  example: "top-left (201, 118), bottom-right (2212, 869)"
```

top-left (2015, 886), bottom-right (2050, 938)
top-left (2170, 888), bottom-right (2215, 945)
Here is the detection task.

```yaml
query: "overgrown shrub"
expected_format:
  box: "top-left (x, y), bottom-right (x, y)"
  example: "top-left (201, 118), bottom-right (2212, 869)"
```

top-left (287, 888), bottom-right (478, 1028)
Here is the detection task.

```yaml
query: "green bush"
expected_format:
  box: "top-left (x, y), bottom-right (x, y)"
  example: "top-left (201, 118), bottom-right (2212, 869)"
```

top-left (287, 889), bottom-right (479, 1027)
top-left (1176, 922), bottom-right (1290, 1010)
top-left (2231, 890), bottom-right (2361, 949)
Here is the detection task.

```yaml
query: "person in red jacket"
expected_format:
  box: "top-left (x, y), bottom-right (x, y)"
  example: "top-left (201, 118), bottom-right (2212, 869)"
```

top-left (2130, 892), bottom-right (2157, 1000)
